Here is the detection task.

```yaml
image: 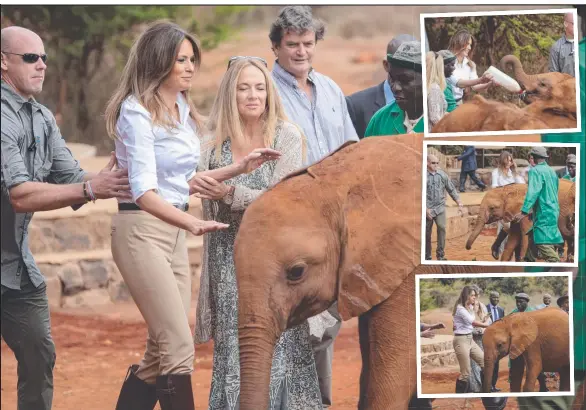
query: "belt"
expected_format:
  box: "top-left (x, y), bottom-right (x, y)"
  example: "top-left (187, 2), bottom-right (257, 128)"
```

top-left (118, 203), bottom-right (189, 212)
top-left (454, 333), bottom-right (472, 336)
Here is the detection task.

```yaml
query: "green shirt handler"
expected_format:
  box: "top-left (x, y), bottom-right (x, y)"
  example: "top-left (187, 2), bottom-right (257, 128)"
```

top-left (515, 147), bottom-right (564, 263)
top-left (364, 40), bottom-right (425, 137)
top-left (520, 34), bottom-right (585, 410)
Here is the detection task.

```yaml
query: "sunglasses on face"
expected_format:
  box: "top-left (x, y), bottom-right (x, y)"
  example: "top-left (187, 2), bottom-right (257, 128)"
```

top-left (2, 51), bottom-right (48, 64)
top-left (431, 161), bottom-right (439, 165)
top-left (227, 56), bottom-right (268, 69)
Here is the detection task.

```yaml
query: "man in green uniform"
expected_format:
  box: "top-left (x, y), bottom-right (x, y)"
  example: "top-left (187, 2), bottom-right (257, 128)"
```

top-left (514, 146), bottom-right (564, 262)
top-left (518, 6), bottom-right (585, 408)
top-left (364, 41), bottom-right (424, 136)
top-left (561, 154), bottom-right (576, 182)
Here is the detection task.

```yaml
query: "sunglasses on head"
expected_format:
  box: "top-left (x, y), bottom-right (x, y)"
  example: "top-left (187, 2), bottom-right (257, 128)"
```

top-left (227, 56), bottom-right (268, 69)
top-left (2, 51), bottom-right (48, 64)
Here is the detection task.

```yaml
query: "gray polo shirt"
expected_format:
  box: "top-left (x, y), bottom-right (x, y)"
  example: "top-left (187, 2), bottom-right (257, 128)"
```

top-left (271, 61), bottom-right (358, 166)
top-left (549, 34), bottom-right (575, 77)
top-left (1, 80), bottom-right (86, 290)
top-left (426, 169), bottom-right (460, 217)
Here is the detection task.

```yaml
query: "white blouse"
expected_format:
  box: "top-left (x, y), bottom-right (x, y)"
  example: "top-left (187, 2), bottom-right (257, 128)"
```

top-left (115, 93), bottom-right (200, 205)
top-left (491, 167), bottom-right (526, 188)
top-left (453, 304), bottom-right (475, 335)
top-left (447, 57), bottom-right (478, 101)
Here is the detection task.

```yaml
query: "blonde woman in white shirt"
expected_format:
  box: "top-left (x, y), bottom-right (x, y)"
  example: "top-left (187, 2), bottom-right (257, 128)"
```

top-left (104, 22), bottom-right (280, 410)
top-left (452, 285), bottom-right (490, 393)
top-left (491, 151), bottom-right (526, 260)
top-left (426, 51), bottom-right (449, 130)
top-left (447, 29), bottom-right (494, 105)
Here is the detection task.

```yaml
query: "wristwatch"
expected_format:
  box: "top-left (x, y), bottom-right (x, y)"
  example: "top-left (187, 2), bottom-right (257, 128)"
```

top-left (223, 185), bottom-right (236, 205)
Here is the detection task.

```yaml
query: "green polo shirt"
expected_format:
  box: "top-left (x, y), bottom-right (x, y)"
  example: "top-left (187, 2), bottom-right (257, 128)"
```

top-left (364, 102), bottom-right (424, 137)
top-left (444, 85), bottom-right (458, 113)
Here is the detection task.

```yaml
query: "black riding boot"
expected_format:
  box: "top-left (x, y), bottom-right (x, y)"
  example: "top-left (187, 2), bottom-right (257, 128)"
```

top-left (115, 364), bottom-right (158, 410)
top-left (491, 230), bottom-right (509, 260)
top-left (481, 397), bottom-right (508, 410)
top-left (156, 373), bottom-right (195, 410)
top-left (455, 379), bottom-right (469, 393)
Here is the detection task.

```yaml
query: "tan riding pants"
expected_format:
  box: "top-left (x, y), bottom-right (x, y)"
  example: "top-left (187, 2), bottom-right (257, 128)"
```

top-left (111, 211), bottom-right (193, 385)
top-left (453, 334), bottom-right (484, 381)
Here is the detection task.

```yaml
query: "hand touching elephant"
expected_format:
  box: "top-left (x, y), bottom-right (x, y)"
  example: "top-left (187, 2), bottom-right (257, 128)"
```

top-left (233, 134), bottom-right (522, 410)
top-left (482, 308), bottom-right (570, 393)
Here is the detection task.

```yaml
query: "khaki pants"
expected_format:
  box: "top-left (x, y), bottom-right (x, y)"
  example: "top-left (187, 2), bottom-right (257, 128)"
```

top-left (525, 244), bottom-right (561, 263)
top-left (111, 211), bottom-right (193, 384)
top-left (453, 334), bottom-right (484, 381)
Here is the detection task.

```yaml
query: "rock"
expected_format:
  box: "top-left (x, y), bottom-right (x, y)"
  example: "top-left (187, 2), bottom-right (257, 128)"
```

top-left (38, 263), bottom-right (60, 279)
top-left (58, 263), bottom-right (85, 294)
top-left (80, 260), bottom-right (109, 289)
top-left (62, 288), bottom-right (112, 308)
top-left (107, 261), bottom-right (122, 282)
top-left (107, 280), bottom-right (132, 303)
top-left (45, 276), bottom-right (62, 308)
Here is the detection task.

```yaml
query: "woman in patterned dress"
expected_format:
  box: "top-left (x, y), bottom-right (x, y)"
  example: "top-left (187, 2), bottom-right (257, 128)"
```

top-left (192, 57), bottom-right (323, 410)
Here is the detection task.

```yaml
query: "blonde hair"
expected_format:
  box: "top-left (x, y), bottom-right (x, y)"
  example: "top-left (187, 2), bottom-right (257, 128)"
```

top-left (206, 58), bottom-right (303, 160)
top-left (105, 21), bottom-right (203, 139)
top-left (426, 51), bottom-right (447, 92)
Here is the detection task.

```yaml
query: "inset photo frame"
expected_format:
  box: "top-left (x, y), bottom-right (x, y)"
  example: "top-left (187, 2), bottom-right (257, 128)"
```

top-left (421, 8), bottom-right (581, 138)
top-left (416, 271), bottom-right (574, 399)
top-left (421, 140), bottom-right (579, 267)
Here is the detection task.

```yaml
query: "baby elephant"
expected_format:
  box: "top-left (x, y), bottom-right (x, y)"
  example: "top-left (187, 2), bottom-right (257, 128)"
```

top-left (482, 308), bottom-right (570, 393)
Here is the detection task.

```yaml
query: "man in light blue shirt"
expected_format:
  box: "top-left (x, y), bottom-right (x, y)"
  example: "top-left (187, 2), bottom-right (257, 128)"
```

top-left (270, 6), bottom-right (358, 169)
top-left (268, 6), bottom-right (358, 407)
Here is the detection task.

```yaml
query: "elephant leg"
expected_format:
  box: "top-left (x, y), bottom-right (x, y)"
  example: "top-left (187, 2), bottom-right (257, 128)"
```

top-left (500, 232), bottom-right (517, 262)
top-left (492, 228), bottom-right (509, 260)
top-left (510, 357), bottom-right (525, 392)
top-left (360, 273), bottom-right (416, 410)
top-left (566, 238), bottom-right (574, 262)
top-left (522, 357), bottom-right (542, 392)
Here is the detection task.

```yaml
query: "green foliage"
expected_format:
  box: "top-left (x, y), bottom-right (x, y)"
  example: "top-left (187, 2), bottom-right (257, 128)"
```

top-left (419, 276), bottom-right (569, 313)
top-left (425, 13), bottom-right (564, 102)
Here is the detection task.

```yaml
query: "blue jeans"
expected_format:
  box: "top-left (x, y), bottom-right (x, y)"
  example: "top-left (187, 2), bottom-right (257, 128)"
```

top-left (1, 273), bottom-right (55, 410)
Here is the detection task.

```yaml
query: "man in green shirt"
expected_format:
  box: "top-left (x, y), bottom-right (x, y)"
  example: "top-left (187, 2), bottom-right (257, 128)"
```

top-left (514, 146), bottom-right (564, 262)
top-left (561, 154), bottom-right (576, 182)
top-left (364, 41), bottom-right (424, 136)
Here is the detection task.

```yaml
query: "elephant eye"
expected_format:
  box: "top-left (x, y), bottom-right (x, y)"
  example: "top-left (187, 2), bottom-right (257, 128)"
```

top-left (286, 265), bottom-right (306, 282)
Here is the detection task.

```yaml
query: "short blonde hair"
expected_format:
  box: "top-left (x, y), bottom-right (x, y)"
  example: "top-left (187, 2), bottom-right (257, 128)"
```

top-left (206, 58), bottom-right (299, 160)
top-left (426, 51), bottom-right (446, 92)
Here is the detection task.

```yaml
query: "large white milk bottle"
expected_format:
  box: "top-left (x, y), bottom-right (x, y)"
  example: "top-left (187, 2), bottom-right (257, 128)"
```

top-left (484, 66), bottom-right (523, 93)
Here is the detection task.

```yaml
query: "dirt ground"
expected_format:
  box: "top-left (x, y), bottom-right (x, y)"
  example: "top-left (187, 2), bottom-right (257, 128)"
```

top-left (0, 306), bottom-right (539, 410)
top-left (431, 228), bottom-right (497, 263)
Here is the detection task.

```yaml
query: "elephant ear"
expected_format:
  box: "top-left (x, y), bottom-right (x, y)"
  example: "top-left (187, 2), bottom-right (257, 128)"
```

top-left (509, 314), bottom-right (538, 360)
top-left (336, 135), bottom-right (422, 320)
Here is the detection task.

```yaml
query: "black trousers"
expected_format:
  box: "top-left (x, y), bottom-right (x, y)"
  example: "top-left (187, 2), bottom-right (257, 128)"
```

top-left (1, 273), bottom-right (56, 410)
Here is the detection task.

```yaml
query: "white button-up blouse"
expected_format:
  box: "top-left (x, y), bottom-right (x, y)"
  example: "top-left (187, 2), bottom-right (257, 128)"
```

top-left (115, 93), bottom-right (200, 205)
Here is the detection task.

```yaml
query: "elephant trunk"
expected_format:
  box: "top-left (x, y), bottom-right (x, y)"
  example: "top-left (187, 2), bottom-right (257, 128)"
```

top-left (483, 354), bottom-right (496, 393)
top-left (466, 206), bottom-right (488, 250)
top-left (499, 55), bottom-right (538, 91)
top-left (238, 315), bottom-right (280, 410)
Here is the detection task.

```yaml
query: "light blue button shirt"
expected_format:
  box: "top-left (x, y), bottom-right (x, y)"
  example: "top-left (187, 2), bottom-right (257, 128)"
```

top-left (383, 79), bottom-right (395, 106)
top-left (271, 62), bottom-right (359, 166)
top-left (115, 93), bottom-right (200, 205)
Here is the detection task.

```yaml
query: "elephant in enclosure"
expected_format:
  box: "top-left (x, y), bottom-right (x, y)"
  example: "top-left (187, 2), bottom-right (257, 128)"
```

top-left (465, 179), bottom-right (575, 262)
top-left (482, 308), bottom-right (570, 393)
top-left (431, 55), bottom-right (577, 133)
top-left (233, 134), bottom-right (522, 410)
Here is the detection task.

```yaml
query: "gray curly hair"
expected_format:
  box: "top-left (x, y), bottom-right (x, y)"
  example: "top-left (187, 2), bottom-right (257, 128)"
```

top-left (269, 6), bottom-right (326, 46)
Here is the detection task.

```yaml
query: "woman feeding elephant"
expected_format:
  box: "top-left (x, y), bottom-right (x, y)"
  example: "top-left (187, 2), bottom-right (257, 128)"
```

top-left (452, 285), bottom-right (491, 393)
top-left (192, 56), bottom-right (323, 409)
top-left (447, 29), bottom-right (495, 104)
